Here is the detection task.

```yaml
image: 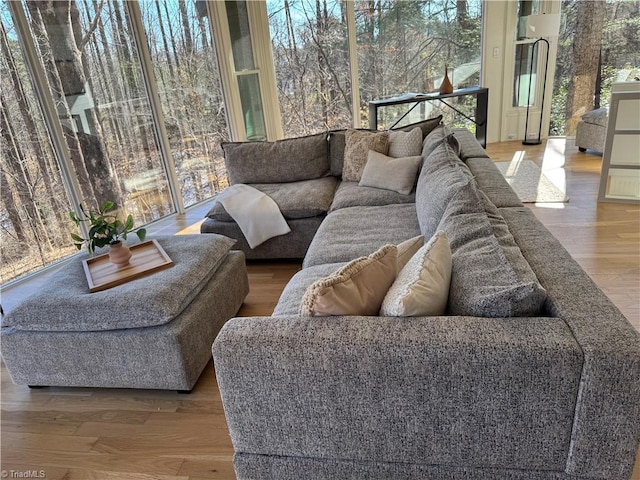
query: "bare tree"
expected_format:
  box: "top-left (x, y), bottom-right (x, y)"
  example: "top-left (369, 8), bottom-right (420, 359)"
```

top-left (564, 0), bottom-right (606, 135)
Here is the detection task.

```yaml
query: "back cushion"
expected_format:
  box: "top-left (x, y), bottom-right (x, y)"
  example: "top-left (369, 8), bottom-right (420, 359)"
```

top-left (328, 130), bottom-right (347, 177)
top-left (415, 140), bottom-right (473, 239)
top-left (222, 132), bottom-right (329, 184)
top-left (437, 181), bottom-right (547, 317)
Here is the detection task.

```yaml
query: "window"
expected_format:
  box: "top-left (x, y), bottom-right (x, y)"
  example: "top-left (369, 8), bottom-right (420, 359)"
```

top-left (1, 4), bottom-right (77, 281)
top-left (138, 0), bottom-right (230, 207)
top-left (512, 0), bottom-right (540, 107)
top-left (355, 0), bottom-right (482, 129)
top-left (268, 0), bottom-right (353, 136)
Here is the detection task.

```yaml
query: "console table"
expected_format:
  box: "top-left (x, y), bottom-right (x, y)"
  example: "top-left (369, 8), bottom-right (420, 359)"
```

top-left (368, 86), bottom-right (489, 148)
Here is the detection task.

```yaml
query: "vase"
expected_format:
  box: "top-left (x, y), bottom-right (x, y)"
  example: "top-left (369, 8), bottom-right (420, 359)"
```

top-left (108, 241), bottom-right (132, 268)
top-left (439, 65), bottom-right (453, 95)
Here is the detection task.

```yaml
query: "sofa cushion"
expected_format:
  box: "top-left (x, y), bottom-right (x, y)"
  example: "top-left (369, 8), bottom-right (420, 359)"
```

top-left (2, 235), bottom-right (236, 332)
top-left (581, 107), bottom-right (608, 127)
top-left (393, 114), bottom-right (443, 138)
top-left (328, 130), bottom-right (347, 177)
top-left (300, 245), bottom-right (397, 316)
top-left (451, 128), bottom-right (490, 160)
top-left (479, 190), bottom-right (546, 296)
top-left (272, 263), bottom-right (347, 316)
top-left (465, 157), bottom-right (523, 208)
top-left (329, 181), bottom-right (415, 212)
top-left (381, 231), bottom-right (452, 317)
top-left (415, 140), bottom-right (474, 239)
top-left (343, 130), bottom-right (390, 182)
top-left (206, 177), bottom-right (338, 221)
top-left (359, 151), bottom-right (422, 195)
top-left (437, 182), bottom-right (547, 317)
top-left (303, 204), bottom-right (421, 268)
top-left (222, 132), bottom-right (329, 184)
top-left (388, 127), bottom-right (422, 157)
top-left (421, 124), bottom-right (454, 158)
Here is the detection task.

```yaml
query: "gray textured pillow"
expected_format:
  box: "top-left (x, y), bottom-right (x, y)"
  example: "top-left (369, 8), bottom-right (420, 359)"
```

top-left (222, 132), bottom-right (329, 184)
top-left (389, 127), bottom-right (422, 158)
top-left (343, 130), bottom-right (389, 182)
top-left (359, 150), bottom-right (422, 195)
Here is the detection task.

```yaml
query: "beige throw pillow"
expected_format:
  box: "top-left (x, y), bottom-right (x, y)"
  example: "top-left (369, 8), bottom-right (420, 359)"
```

top-left (359, 151), bottom-right (422, 195)
top-left (389, 127), bottom-right (422, 158)
top-left (343, 130), bottom-right (389, 182)
top-left (380, 231), bottom-right (452, 317)
top-left (396, 235), bottom-right (424, 274)
top-left (300, 245), bottom-right (397, 316)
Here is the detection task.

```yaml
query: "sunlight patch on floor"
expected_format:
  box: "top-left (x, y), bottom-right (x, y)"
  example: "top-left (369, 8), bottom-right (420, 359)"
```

top-left (540, 138), bottom-right (568, 194)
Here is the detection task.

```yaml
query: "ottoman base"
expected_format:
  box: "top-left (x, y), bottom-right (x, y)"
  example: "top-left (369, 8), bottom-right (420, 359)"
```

top-left (1, 251), bottom-right (248, 391)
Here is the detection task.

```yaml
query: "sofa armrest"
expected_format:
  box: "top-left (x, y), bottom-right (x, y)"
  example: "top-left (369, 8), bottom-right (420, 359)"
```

top-left (214, 315), bottom-right (583, 473)
top-left (500, 207), bottom-right (640, 479)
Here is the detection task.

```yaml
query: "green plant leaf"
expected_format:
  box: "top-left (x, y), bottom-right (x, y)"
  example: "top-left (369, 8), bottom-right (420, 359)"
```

top-left (136, 228), bottom-right (147, 242)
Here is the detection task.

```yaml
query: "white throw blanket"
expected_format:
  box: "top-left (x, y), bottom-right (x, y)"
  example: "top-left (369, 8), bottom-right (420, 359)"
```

top-left (215, 184), bottom-right (291, 249)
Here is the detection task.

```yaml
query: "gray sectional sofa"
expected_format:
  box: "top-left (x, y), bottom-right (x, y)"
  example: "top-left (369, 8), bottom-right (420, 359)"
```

top-left (207, 121), bottom-right (640, 480)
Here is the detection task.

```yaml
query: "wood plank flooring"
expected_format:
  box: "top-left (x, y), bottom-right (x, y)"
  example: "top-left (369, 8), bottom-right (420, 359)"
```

top-left (1, 138), bottom-right (639, 479)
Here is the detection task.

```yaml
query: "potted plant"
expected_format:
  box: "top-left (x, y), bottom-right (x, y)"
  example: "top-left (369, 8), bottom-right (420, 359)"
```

top-left (70, 201), bottom-right (146, 267)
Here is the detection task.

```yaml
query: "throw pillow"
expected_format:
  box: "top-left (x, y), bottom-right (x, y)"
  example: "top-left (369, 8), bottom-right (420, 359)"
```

top-left (381, 231), bottom-right (452, 317)
top-left (358, 150), bottom-right (422, 195)
top-left (394, 115), bottom-right (443, 139)
top-left (300, 244), bottom-right (397, 316)
top-left (388, 127), bottom-right (422, 158)
top-left (343, 130), bottom-right (389, 182)
top-left (396, 235), bottom-right (424, 274)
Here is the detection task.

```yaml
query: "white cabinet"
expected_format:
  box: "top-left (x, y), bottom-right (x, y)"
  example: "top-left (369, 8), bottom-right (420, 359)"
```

top-left (598, 82), bottom-right (640, 203)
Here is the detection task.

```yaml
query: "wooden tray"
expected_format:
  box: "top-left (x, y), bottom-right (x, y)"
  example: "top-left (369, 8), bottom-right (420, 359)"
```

top-left (82, 239), bottom-right (174, 292)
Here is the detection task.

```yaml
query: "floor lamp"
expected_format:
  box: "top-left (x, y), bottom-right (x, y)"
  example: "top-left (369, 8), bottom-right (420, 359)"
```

top-left (522, 13), bottom-right (561, 146)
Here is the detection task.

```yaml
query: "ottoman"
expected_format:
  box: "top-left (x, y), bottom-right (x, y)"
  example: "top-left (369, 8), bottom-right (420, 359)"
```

top-left (0, 234), bottom-right (248, 392)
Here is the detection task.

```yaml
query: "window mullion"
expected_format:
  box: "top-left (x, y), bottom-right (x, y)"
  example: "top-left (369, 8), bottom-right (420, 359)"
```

top-left (125, 1), bottom-right (184, 214)
top-left (7, 1), bottom-right (87, 236)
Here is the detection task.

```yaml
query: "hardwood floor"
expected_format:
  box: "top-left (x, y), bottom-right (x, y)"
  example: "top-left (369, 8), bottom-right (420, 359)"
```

top-left (1, 138), bottom-right (639, 479)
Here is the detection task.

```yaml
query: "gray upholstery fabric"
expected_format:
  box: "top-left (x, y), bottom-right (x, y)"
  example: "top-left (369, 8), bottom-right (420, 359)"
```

top-left (214, 315), bottom-right (581, 471)
top-left (2, 251), bottom-right (248, 390)
top-left (234, 453), bottom-right (585, 480)
top-left (272, 263), bottom-right (345, 316)
top-left (303, 204), bottom-right (420, 268)
top-left (329, 181), bottom-right (416, 212)
top-left (581, 107), bottom-right (608, 127)
top-left (479, 190), bottom-right (544, 289)
top-left (466, 157), bottom-right (524, 208)
top-left (1, 235), bottom-right (235, 332)
top-left (206, 177), bottom-right (339, 221)
top-left (500, 207), bottom-right (640, 480)
top-left (415, 141), bottom-right (474, 239)
top-left (393, 114), bottom-right (443, 138)
top-left (201, 216), bottom-right (323, 260)
top-left (328, 130), bottom-right (347, 177)
top-left (575, 120), bottom-right (606, 153)
top-left (452, 128), bottom-right (490, 160)
top-left (437, 182), bottom-right (547, 317)
top-left (421, 124), bottom-right (452, 158)
top-left (223, 132), bottom-right (330, 184)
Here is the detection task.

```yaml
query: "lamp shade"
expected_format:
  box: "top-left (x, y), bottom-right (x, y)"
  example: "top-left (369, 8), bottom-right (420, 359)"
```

top-left (525, 13), bottom-right (561, 38)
